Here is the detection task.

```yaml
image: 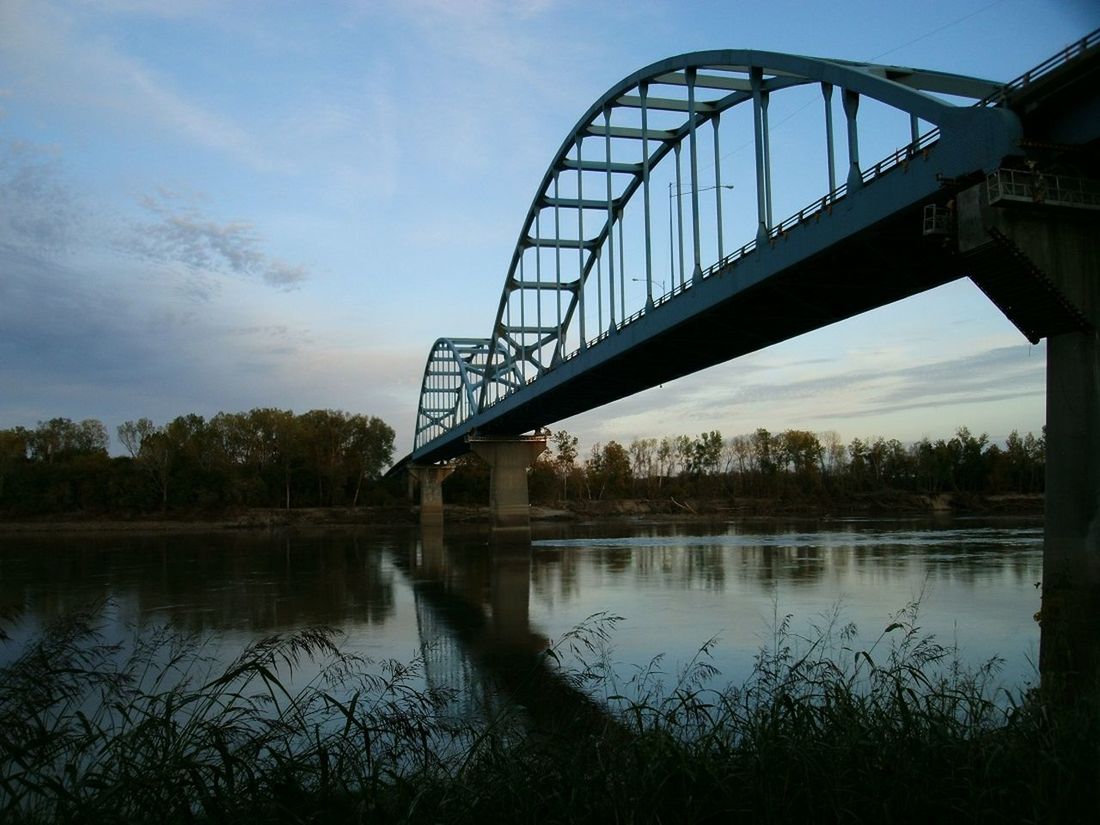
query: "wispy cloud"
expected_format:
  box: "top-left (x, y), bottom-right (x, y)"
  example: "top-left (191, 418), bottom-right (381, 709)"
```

top-left (0, 241), bottom-right (416, 444)
top-left (562, 338), bottom-right (1045, 447)
top-left (0, 140), bottom-right (81, 254)
top-left (127, 190), bottom-right (309, 292)
top-left (0, 0), bottom-right (269, 168)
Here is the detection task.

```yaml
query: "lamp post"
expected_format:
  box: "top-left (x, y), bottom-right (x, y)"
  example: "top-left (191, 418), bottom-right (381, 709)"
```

top-left (633, 278), bottom-right (664, 308)
top-left (668, 182), bottom-right (734, 287)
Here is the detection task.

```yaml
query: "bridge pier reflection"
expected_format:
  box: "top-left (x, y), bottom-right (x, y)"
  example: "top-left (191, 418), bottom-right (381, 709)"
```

top-left (401, 526), bottom-right (611, 734)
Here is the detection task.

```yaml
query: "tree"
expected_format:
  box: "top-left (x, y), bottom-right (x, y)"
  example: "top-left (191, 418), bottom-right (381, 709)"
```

top-left (297, 409), bottom-right (352, 505)
top-left (551, 430), bottom-right (579, 500)
top-left (751, 428), bottom-right (777, 494)
top-left (674, 434), bottom-right (694, 477)
top-left (347, 414), bottom-right (395, 506)
top-left (271, 410), bottom-right (301, 509)
top-left (692, 431), bottom-right (723, 477)
top-left (777, 430), bottom-right (824, 491)
top-left (819, 431), bottom-right (847, 481)
top-left (0, 427), bottom-right (29, 500)
top-left (628, 437), bottom-right (658, 496)
top-left (656, 437), bottom-right (675, 487)
top-left (726, 434), bottom-right (753, 495)
top-left (29, 417), bottom-right (107, 463)
top-left (118, 418), bottom-right (172, 510)
top-left (118, 418), bottom-right (157, 459)
top-left (585, 441), bottom-right (632, 500)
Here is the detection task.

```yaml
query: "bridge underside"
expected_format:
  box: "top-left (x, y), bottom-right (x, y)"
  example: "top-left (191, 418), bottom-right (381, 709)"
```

top-left (414, 194), bottom-right (962, 465)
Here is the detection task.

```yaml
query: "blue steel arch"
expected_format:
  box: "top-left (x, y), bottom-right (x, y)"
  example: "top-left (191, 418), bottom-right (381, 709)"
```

top-left (478, 50), bottom-right (1016, 410)
top-left (412, 48), bottom-right (1024, 458)
top-left (414, 337), bottom-right (509, 450)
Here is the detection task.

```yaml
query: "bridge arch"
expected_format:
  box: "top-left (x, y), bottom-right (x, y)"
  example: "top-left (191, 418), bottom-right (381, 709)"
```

top-left (412, 48), bottom-right (1024, 460)
top-left (479, 50), bottom-right (1017, 411)
top-left (414, 337), bottom-right (508, 450)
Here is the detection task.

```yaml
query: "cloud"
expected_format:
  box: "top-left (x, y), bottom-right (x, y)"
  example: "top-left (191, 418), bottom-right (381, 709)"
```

top-left (712, 345), bottom-right (1045, 416)
top-left (0, 0), bottom-right (268, 168)
top-left (0, 140), bottom-right (81, 254)
top-left (554, 336), bottom-right (1045, 450)
top-left (127, 191), bottom-right (308, 291)
top-left (0, 240), bottom-right (415, 448)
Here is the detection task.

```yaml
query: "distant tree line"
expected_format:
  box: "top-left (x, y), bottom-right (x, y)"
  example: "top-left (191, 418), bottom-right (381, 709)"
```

top-left (0, 410), bottom-right (396, 516)
top-left (1, 415), bottom-right (1045, 515)
top-left (445, 426), bottom-right (1046, 504)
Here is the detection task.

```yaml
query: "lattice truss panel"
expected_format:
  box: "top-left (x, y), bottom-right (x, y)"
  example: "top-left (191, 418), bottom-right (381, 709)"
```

top-left (415, 338), bottom-right (508, 450)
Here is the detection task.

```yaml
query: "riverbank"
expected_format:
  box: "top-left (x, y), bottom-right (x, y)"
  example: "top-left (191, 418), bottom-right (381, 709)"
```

top-left (0, 491), bottom-right (1043, 533)
top-left (532, 490), bottom-right (1044, 519)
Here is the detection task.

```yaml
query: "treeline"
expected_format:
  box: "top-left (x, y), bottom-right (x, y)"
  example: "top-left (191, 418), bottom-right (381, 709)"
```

top-left (446, 426), bottom-right (1046, 504)
top-left (0, 410), bottom-right (395, 516)
top-left (1, 416), bottom-right (1046, 515)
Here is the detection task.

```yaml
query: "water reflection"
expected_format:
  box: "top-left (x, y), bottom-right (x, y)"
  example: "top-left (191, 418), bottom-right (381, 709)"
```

top-left (394, 526), bottom-right (610, 728)
top-left (0, 518), bottom-right (1044, 698)
top-left (0, 532), bottom-right (398, 633)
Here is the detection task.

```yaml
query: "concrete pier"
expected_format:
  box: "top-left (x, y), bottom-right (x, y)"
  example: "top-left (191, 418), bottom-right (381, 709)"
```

top-left (408, 463), bottom-right (455, 527)
top-left (958, 183), bottom-right (1099, 691)
top-left (468, 434), bottom-right (548, 543)
top-left (1037, 226), bottom-right (1099, 693)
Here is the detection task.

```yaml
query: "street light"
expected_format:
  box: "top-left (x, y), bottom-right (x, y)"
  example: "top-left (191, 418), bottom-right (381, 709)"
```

top-left (668, 183), bottom-right (734, 287)
top-left (632, 276), bottom-right (667, 298)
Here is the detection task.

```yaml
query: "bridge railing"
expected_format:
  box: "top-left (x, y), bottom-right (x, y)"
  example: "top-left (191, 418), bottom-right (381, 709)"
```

top-left (545, 130), bottom-right (944, 365)
top-left (978, 27), bottom-right (1100, 107)
top-left (988, 167), bottom-right (1100, 210)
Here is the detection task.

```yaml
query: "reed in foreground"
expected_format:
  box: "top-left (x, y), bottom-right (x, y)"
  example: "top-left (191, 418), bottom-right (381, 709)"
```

top-left (0, 604), bottom-right (1095, 824)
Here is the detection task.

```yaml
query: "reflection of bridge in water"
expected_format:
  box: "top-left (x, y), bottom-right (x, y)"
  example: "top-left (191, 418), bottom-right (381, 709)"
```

top-left (395, 32), bottom-right (1100, 689)
top-left (393, 527), bottom-right (613, 730)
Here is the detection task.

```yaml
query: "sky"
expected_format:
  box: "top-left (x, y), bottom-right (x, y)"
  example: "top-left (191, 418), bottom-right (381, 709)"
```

top-left (1, 0), bottom-right (1096, 462)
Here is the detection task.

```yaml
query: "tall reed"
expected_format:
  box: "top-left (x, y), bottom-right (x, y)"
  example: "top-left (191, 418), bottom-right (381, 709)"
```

top-left (1, 602), bottom-right (1095, 824)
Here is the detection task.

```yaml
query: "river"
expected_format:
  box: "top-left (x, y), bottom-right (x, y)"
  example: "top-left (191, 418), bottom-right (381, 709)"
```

top-left (0, 516), bottom-right (1044, 707)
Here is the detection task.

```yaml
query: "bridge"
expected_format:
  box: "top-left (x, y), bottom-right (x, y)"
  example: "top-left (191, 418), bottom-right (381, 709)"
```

top-left (394, 34), bottom-right (1100, 686)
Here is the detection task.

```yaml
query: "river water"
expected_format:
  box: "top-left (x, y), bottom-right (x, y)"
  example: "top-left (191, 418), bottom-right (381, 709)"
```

top-left (0, 517), bottom-right (1044, 706)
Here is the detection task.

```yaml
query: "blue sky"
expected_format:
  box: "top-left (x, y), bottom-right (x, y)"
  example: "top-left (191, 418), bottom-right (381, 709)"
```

top-left (1, 0), bottom-right (1095, 459)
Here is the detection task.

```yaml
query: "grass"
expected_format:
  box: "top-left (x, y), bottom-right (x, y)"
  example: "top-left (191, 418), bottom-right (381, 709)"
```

top-left (1, 602), bottom-right (1096, 824)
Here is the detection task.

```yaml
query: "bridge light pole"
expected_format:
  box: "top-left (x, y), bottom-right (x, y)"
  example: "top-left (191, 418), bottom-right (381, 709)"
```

top-left (632, 277), bottom-right (666, 308)
top-left (668, 183), bottom-right (734, 287)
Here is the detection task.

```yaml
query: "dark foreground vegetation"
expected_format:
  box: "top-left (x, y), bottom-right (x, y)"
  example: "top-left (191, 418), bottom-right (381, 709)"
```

top-left (2, 604), bottom-right (1094, 824)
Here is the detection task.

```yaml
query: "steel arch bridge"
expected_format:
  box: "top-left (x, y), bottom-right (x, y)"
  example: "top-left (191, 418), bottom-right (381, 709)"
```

top-left (402, 35), bottom-right (1099, 470)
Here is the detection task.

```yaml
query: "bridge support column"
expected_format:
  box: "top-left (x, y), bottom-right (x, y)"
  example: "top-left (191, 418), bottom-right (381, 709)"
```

top-left (1041, 249), bottom-right (1099, 696)
top-left (1044, 327), bottom-right (1100, 694)
top-left (958, 183), bottom-right (1099, 694)
top-left (408, 464), bottom-right (455, 527)
top-left (468, 434), bottom-right (548, 543)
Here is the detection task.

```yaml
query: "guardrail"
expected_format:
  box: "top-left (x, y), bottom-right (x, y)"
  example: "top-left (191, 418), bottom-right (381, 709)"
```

top-left (987, 167), bottom-right (1100, 210)
top-left (978, 27), bottom-right (1100, 107)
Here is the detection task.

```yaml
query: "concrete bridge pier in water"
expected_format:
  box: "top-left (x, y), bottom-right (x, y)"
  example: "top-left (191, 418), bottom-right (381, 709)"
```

top-left (408, 463), bottom-right (455, 526)
top-left (409, 433), bottom-right (548, 542)
top-left (957, 180), bottom-right (1100, 691)
top-left (468, 433), bottom-right (548, 543)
